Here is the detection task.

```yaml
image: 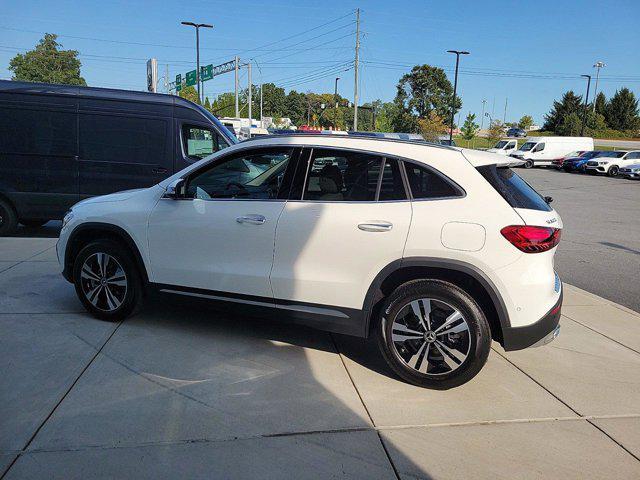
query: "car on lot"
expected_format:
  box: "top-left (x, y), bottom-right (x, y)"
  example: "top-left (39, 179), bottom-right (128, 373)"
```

top-left (57, 135), bottom-right (563, 389)
top-left (620, 164), bottom-right (640, 179)
top-left (552, 151), bottom-right (585, 169)
top-left (585, 150), bottom-right (640, 176)
top-left (511, 136), bottom-right (594, 168)
top-left (506, 128), bottom-right (527, 138)
top-left (561, 151), bottom-right (603, 172)
top-left (0, 80), bottom-right (237, 236)
top-left (487, 139), bottom-right (519, 156)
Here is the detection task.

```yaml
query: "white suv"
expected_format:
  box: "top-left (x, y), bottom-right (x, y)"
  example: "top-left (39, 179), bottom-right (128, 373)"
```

top-left (57, 135), bottom-right (563, 389)
top-left (585, 150), bottom-right (640, 176)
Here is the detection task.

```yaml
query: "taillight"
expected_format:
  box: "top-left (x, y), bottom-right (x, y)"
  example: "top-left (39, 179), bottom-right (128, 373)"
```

top-left (500, 225), bottom-right (561, 253)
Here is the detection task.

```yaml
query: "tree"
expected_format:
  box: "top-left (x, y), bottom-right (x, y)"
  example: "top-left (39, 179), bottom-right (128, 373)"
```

top-left (557, 112), bottom-right (582, 136)
top-left (204, 97), bottom-right (212, 111)
top-left (486, 120), bottom-right (504, 147)
top-left (211, 92), bottom-right (236, 117)
top-left (261, 83), bottom-right (287, 118)
top-left (285, 90), bottom-right (308, 126)
top-left (179, 85), bottom-right (200, 105)
top-left (9, 33), bottom-right (86, 85)
top-left (543, 91), bottom-right (582, 132)
top-left (605, 88), bottom-right (640, 131)
top-left (395, 64), bottom-right (461, 122)
top-left (375, 101), bottom-right (399, 132)
top-left (518, 115), bottom-right (534, 130)
top-left (418, 111), bottom-right (448, 142)
top-left (460, 112), bottom-right (479, 140)
top-left (594, 92), bottom-right (607, 117)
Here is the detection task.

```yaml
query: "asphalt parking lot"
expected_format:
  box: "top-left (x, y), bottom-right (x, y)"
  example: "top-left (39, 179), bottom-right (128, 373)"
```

top-left (1, 208), bottom-right (640, 478)
top-left (519, 168), bottom-right (640, 313)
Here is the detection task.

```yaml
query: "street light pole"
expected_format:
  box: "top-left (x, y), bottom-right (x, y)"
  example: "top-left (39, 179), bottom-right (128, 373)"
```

top-left (334, 77), bottom-right (340, 129)
top-left (592, 61), bottom-right (605, 112)
top-left (181, 21), bottom-right (213, 104)
top-left (446, 50), bottom-right (469, 143)
top-left (480, 99), bottom-right (487, 131)
top-left (580, 74), bottom-right (592, 136)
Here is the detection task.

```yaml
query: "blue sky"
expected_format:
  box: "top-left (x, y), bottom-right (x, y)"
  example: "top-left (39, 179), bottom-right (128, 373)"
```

top-left (1, 0), bottom-right (639, 125)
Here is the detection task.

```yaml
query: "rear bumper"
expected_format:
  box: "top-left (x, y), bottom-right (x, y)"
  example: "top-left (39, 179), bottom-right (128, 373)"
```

top-left (501, 289), bottom-right (562, 351)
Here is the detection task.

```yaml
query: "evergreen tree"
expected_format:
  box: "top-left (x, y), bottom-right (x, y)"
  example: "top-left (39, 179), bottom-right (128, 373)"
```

top-left (605, 88), bottom-right (640, 131)
top-left (460, 112), bottom-right (479, 140)
top-left (594, 92), bottom-right (607, 117)
top-left (543, 91), bottom-right (582, 132)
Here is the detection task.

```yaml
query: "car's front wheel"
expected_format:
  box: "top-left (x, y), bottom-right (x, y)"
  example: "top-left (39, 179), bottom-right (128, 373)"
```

top-left (608, 165), bottom-right (619, 177)
top-left (524, 160), bottom-right (534, 168)
top-left (377, 280), bottom-right (491, 389)
top-left (73, 240), bottom-right (142, 321)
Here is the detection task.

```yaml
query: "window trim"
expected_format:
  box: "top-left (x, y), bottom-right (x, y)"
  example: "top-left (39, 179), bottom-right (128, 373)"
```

top-left (400, 158), bottom-right (466, 201)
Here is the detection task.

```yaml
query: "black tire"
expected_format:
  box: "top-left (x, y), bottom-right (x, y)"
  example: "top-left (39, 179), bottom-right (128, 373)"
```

top-left (73, 240), bottom-right (142, 321)
top-left (20, 219), bottom-right (48, 227)
top-left (377, 280), bottom-right (491, 389)
top-left (524, 160), bottom-right (534, 169)
top-left (0, 198), bottom-right (18, 236)
top-left (608, 165), bottom-right (619, 177)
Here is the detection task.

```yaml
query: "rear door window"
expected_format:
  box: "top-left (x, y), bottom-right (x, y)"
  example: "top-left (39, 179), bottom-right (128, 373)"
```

top-left (477, 164), bottom-right (551, 211)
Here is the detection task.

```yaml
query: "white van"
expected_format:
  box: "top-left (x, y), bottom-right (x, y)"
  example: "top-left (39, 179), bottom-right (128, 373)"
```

top-left (511, 136), bottom-right (594, 168)
top-left (487, 139), bottom-right (518, 156)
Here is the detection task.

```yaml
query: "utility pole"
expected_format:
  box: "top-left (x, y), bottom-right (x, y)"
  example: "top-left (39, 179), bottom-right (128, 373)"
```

top-left (234, 56), bottom-right (239, 117)
top-left (353, 8), bottom-right (360, 131)
top-left (480, 99), bottom-right (487, 131)
top-left (260, 82), bottom-right (263, 125)
top-left (503, 97), bottom-right (508, 124)
top-left (248, 62), bottom-right (252, 123)
top-left (580, 74), bottom-right (591, 136)
top-left (181, 21), bottom-right (213, 104)
top-left (446, 49), bottom-right (470, 142)
top-left (592, 61), bottom-right (605, 112)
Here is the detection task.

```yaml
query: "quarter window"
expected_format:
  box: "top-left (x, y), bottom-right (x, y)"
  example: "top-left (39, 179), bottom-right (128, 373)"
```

top-left (182, 125), bottom-right (229, 160)
top-left (186, 148), bottom-right (293, 200)
top-left (404, 164), bottom-right (462, 199)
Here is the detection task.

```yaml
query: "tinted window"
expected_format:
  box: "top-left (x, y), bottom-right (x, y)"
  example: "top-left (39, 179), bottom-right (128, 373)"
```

top-left (404, 163), bottom-right (461, 199)
top-left (303, 149), bottom-right (383, 201)
top-left (182, 125), bottom-right (229, 160)
top-left (477, 164), bottom-right (551, 212)
top-left (187, 148), bottom-right (292, 200)
top-left (378, 159), bottom-right (407, 200)
top-left (626, 152), bottom-right (640, 160)
top-left (0, 107), bottom-right (76, 156)
top-left (80, 114), bottom-right (167, 164)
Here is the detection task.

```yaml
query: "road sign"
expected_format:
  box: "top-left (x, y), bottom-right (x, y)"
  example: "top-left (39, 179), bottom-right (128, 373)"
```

top-left (186, 70), bottom-right (197, 87)
top-left (201, 64), bottom-right (213, 82)
top-left (175, 74), bottom-right (182, 92)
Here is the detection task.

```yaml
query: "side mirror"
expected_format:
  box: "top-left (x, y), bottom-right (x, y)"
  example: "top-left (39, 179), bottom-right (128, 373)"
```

top-left (544, 196), bottom-right (553, 204)
top-left (165, 178), bottom-right (186, 199)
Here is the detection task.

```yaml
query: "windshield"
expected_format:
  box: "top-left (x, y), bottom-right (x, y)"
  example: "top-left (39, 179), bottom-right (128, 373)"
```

top-left (580, 151), bottom-right (600, 159)
top-left (520, 142), bottom-right (536, 151)
top-left (596, 151), bottom-right (626, 158)
top-left (495, 141), bottom-right (509, 148)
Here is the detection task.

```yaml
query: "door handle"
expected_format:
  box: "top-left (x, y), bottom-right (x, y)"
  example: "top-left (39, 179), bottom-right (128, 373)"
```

top-left (236, 214), bottom-right (266, 225)
top-left (152, 166), bottom-right (168, 174)
top-left (358, 222), bottom-right (393, 232)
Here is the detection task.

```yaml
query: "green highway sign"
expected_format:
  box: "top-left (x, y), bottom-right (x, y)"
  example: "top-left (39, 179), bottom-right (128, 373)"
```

top-left (186, 70), bottom-right (197, 87)
top-left (201, 64), bottom-right (213, 82)
top-left (175, 74), bottom-right (182, 92)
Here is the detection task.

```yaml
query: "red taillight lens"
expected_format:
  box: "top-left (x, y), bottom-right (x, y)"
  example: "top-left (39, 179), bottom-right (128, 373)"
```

top-left (500, 225), bottom-right (561, 253)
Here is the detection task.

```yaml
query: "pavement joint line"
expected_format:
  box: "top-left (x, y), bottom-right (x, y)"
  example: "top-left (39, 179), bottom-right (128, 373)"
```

top-left (0, 318), bottom-right (126, 480)
top-left (561, 314), bottom-right (640, 356)
top-left (14, 414), bottom-right (640, 457)
top-left (564, 285), bottom-right (640, 319)
top-left (0, 244), bottom-right (57, 274)
top-left (493, 347), bottom-right (640, 463)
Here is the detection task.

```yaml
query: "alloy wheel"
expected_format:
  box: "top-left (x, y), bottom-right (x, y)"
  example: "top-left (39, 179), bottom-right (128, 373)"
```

top-left (390, 298), bottom-right (471, 375)
top-left (80, 253), bottom-right (128, 312)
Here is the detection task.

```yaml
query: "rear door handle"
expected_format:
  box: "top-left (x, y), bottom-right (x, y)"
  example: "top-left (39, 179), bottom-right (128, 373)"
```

top-left (152, 166), bottom-right (168, 174)
top-left (358, 221), bottom-right (393, 232)
top-left (236, 214), bottom-right (266, 225)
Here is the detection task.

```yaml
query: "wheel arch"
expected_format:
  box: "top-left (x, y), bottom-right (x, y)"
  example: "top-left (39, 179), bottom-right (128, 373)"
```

top-left (63, 222), bottom-right (149, 284)
top-left (363, 257), bottom-right (510, 344)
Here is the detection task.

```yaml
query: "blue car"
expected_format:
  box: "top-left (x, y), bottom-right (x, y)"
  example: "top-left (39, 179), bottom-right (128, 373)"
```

top-left (562, 151), bottom-right (603, 172)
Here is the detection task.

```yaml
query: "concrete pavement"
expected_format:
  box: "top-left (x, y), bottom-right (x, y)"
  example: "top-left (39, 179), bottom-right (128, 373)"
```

top-left (1, 237), bottom-right (639, 479)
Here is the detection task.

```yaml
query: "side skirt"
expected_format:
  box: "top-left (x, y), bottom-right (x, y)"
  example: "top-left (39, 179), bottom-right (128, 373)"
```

top-left (151, 283), bottom-right (367, 337)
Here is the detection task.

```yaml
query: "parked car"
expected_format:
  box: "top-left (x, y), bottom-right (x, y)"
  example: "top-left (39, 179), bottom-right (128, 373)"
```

top-left (553, 151), bottom-right (584, 169)
top-left (585, 150), bottom-right (640, 176)
top-left (0, 80), bottom-right (237, 235)
top-left (561, 151), bottom-right (603, 172)
top-left (58, 135), bottom-right (563, 389)
top-left (487, 139), bottom-right (518, 156)
top-left (507, 128), bottom-right (527, 138)
top-left (510, 136), bottom-right (594, 168)
top-left (620, 164), bottom-right (640, 179)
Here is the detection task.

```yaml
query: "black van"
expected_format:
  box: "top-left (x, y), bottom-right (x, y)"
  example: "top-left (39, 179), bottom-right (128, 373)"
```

top-left (0, 80), bottom-right (237, 235)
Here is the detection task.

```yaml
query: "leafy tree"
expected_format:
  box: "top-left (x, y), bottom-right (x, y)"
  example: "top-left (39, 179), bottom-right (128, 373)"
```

top-left (594, 92), bottom-right (607, 117)
top-left (557, 112), bottom-right (582, 136)
top-left (460, 112), bottom-right (479, 140)
top-left (9, 33), bottom-right (86, 85)
top-left (204, 97), bottom-right (212, 110)
top-left (375, 101), bottom-right (399, 132)
top-left (418, 111), bottom-right (448, 141)
top-left (586, 111), bottom-right (607, 132)
top-left (518, 115), bottom-right (534, 130)
top-left (395, 64), bottom-right (461, 122)
top-left (486, 120), bottom-right (505, 147)
top-left (543, 91), bottom-right (582, 132)
top-left (261, 83), bottom-right (287, 118)
top-left (605, 88), bottom-right (640, 131)
top-left (179, 85), bottom-right (200, 105)
top-left (211, 92), bottom-right (236, 117)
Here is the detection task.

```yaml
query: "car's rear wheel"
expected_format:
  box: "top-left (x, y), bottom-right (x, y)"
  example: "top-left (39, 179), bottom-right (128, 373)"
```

top-left (0, 198), bottom-right (18, 236)
top-left (73, 240), bottom-right (142, 321)
top-left (608, 165), bottom-right (619, 177)
top-left (377, 280), bottom-right (491, 389)
top-left (524, 160), bottom-right (534, 168)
